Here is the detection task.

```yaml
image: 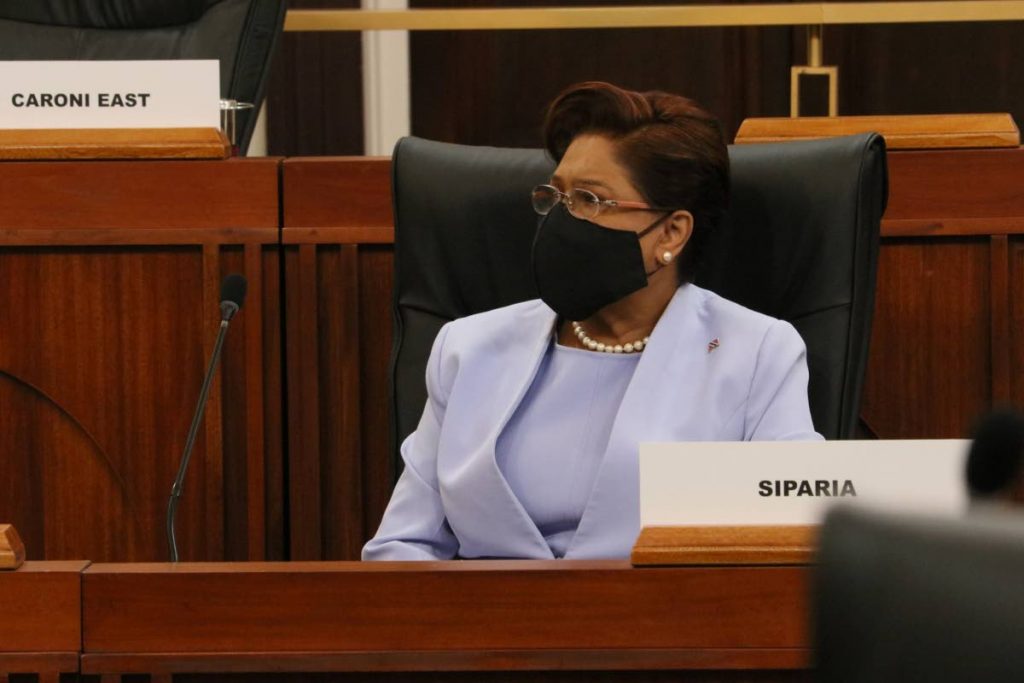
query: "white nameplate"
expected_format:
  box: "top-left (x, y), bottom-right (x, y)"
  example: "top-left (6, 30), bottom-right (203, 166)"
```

top-left (0, 60), bottom-right (219, 129)
top-left (640, 440), bottom-right (970, 526)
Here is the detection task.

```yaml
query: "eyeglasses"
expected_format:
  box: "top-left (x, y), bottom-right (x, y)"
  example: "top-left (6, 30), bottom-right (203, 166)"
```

top-left (531, 184), bottom-right (671, 220)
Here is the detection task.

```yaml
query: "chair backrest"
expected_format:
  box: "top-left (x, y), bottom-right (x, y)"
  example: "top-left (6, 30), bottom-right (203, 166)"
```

top-left (815, 505), bottom-right (1024, 682)
top-left (0, 0), bottom-right (285, 154)
top-left (390, 133), bottom-right (887, 466)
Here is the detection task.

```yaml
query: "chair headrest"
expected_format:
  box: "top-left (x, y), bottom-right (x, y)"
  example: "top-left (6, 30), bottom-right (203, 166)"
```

top-left (0, 1), bottom-right (224, 29)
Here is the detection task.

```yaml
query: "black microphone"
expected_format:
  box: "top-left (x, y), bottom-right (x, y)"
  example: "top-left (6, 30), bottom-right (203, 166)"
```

top-left (166, 274), bottom-right (248, 561)
top-left (220, 272), bottom-right (247, 321)
top-left (966, 408), bottom-right (1024, 499)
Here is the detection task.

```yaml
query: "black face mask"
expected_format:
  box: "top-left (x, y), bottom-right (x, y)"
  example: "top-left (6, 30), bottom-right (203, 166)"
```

top-left (531, 206), bottom-right (667, 321)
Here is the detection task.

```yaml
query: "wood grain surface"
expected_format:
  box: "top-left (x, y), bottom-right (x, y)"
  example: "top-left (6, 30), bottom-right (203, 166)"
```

top-left (631, 526), bottom-right (817, 565)
top-left (0, 158), bottom-right (278, 236)
top-left (81, 561), bottom-right (809, 671)
top-left (734, 113), bottom-right (1020, 148)
top-left (0, 525), bottom-right (25, 569)
top-left (0, 159), bottom-right (283, 563)
top-left (0, 128), bottom-right (231, 160)
top-left (0, 561), bottom-right (86, 653)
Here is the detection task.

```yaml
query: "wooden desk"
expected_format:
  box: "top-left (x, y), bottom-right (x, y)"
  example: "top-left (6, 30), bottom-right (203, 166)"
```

top-left (0, 561), bottom-right (86, 682)
top-left (80, 561), bottom-right (810, 682)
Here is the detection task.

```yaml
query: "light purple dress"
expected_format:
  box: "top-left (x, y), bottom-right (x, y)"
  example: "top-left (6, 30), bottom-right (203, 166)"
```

top-left (496, 343), bottom-right (640, 557)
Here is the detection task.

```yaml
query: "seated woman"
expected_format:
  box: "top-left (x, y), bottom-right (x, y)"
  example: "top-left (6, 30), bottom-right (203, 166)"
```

top-left (363, 81), bottom-right (822, 561)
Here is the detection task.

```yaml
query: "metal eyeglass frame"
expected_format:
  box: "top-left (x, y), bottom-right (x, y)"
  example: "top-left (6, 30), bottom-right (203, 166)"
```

top-left (531, 184), bottom-right (672, 220)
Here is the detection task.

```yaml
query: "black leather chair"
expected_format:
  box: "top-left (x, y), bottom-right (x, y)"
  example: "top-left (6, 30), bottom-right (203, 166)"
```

top-left (815, 505), bottom-right (1024, 682)
top-left (389, 133), bottom-right (887, 467)
top-left (0, 1), bottom-right (285, 154)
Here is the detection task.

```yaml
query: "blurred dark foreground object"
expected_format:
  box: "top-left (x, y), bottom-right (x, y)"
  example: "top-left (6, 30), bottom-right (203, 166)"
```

top-left (966, 408), bottom-right (1024, 503)
top-left (815, 505), bottom-right (1024, 683)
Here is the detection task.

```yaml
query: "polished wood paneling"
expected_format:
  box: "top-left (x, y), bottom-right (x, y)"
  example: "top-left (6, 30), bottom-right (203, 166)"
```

top-left (0, 561), bottom-right (84, 654)
top-left (282, 156), bottom-right (393, 239)
top-left (0, 247), bottom-right (205, 561)
top-left (0, 561), bottom-right (84, 681)
top-left (990, 235), bottom-right (1012, 404)
top-left (0, 561), bottom-right (808, 682)
top-left (864, 147), bottom-right (1024, 435)
top-left (0, 524), bottom-right (25, 569)
top-left (283, 158), bottom-right (395, 559)
top-left (267, 3), bottom-right (1024, 159)
top-left (734, 113), bottom-right (1020, 149)
top-left (0, 159), bottom-right (277, 233)
top-left (1009, 237), bottom-right (1024, 409)
top-left (219, 245), bottom-right (285, 562)
top-left (0, 654), bottom-right (76, 682)
top-left (860, 239), bottom-right (992, 438)
top-left (81, 562), bottom-right (808, 674)
top-left (884, 148), bottom-right (1024, 235)
top-left (0, 159), bottom-right (283, 563)
top-left (632, 525), bottom-right (816, 566)
top-left (0, 127), bottom-right (231, 161)
top-left (408, 0), bottom-right (793, 146)
top-left (91, 661), bottom-right (808, 682)
top-left (828, 22), bottom-right (1024, 124)
top-left (266, 0), bottom-right (364, 156)
top-left (355, 246), bottom-right (397, 540)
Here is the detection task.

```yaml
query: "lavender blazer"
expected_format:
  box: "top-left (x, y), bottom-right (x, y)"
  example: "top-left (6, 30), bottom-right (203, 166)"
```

top-left (362, 284), bottom-right (822, 561)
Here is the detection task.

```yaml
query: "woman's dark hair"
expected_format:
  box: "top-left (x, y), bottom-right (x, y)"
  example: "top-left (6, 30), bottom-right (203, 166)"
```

top-left (542, 81), bottom-right (730, 282)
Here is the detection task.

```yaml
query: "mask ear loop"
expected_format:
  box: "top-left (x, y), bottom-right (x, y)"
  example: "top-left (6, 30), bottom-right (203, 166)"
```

top-left (639, 212), bottom-right (673, 276)
top-left (637, 211), bottom-right (671, 238)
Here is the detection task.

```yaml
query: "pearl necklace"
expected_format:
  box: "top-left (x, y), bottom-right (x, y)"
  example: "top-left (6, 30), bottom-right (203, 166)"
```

top-left (571, 321), bottom-right (650, 354)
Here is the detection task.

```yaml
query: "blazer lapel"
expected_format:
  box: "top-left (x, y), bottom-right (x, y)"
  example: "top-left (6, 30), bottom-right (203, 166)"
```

top-left (565, 285), bottom-right (709, 558)
top-left (440, 302), bottom-right (558, 559)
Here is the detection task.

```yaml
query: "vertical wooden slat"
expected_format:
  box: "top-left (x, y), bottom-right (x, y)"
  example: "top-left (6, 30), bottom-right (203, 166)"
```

top-left (1009, 238), bottom-right (1024, 410)
top-left (288, 244), bottom-right (323, 560)
top-left (990, 234), bottom-right (1011, 405)
top-left (37, 673), bottom-right (60, 683)
top-left (243, 243), bottom-right (266, 560)
top-left (202, 244), bottom-right (225, 561)
top-left (359, 246), bottom-right (396, 541)
top-left (318, 245), bottom-right (365, 559)
top-left (261, 246), bottom-right (286, 561)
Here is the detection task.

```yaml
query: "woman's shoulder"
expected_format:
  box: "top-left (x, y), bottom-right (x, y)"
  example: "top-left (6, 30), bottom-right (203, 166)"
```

top-left (441, 299), bottom-right (555, 349)
top-left (691, 285), bottom-right (778, 327)
top-left (428, 300), bottom-right (555, 392)
top-left (688, 285), bottom-right (802, 348)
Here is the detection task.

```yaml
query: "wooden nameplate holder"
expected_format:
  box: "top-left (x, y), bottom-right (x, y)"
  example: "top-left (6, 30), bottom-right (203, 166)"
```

top-left (0, 127), bottom-right (231, 160)
top-left (0, 524), bottom-right (26, 570)
top-left (734, 113), bottom-right (1020, 150)
top-left (631, 525), bottom-right (817, 566)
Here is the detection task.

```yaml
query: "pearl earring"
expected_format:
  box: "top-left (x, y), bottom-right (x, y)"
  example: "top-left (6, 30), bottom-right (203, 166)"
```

top-left (663, 251), bottom-right (673, 263)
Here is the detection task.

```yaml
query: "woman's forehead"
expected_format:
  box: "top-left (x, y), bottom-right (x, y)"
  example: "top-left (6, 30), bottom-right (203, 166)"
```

top-left (553, 134), bottom-right (632, 190)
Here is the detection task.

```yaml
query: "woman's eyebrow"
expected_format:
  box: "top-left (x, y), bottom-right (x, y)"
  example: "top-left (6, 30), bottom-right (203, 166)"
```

top-left (550, 174), bottom-right (614, 193)
top-left (576, 178), bottom-right (614, 192)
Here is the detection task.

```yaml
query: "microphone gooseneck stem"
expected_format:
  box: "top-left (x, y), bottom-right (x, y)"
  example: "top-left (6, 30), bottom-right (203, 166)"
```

top-left (166, 319), bottom-right (231, 562)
